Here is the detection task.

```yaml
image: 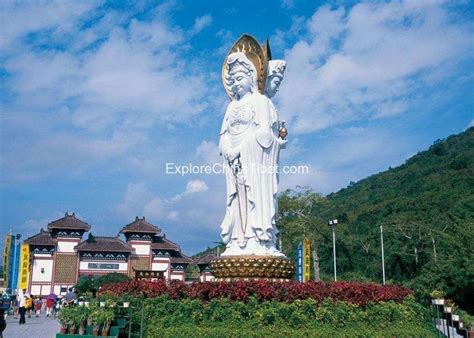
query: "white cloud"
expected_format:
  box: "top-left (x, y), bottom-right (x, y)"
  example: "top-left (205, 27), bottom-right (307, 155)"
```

top-left (0, 0), bottom-right (99, 51)
top-left (185, 179), bottom-right (208, 193)
top-left (1, 2), bottom-right (214, 183)
top-left (121, 179), bottom-right (209, 222)
top-left (277, 1), bottom-right (473, 134)
top-left (196, 140), bottom-right (221, 165)
top-left (116, 183), bottom-right (153, 220)
top-left (189, 15), bottom-right (212, 36)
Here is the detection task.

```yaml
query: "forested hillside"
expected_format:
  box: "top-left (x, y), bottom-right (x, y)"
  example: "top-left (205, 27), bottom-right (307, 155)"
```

top-left (279, 127), bottom-right (474, 312)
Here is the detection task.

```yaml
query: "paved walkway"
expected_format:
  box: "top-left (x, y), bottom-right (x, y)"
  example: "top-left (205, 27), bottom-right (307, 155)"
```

top-left (3, 314), bottom-right (60, 338)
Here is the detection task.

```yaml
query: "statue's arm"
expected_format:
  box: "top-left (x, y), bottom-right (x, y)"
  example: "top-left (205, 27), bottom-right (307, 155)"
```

top-left (255, 96), bottom-right (275, 149)
top-left (219, 104), bottom-right (240, 161)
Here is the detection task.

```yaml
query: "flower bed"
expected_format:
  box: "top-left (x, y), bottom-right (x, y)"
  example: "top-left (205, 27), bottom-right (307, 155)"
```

top-left (99, 280), bottom-right (413, 306)
top-left (97, 281), bottom-right (433, 336)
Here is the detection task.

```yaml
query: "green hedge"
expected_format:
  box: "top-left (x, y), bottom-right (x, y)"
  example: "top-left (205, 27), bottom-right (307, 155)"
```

top-left (121, 295), bottom-right (434, 337)
top-left (146, 324), bottom-right (436, 337)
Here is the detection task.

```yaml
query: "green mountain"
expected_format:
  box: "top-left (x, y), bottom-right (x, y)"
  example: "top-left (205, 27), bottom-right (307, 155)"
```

top-left (279, 127), bottom-right (474, 312)
top-left (194, 127), bottom-right (473, 312)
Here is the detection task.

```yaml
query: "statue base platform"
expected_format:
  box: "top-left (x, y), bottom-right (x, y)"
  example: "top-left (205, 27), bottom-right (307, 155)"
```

top-left (209, 255), bottom-right (295, 281)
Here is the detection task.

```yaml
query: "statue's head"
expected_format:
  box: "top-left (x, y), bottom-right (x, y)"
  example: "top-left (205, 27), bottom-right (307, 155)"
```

top-left (225, 52), bottom-right (258, 100)
top-left (265, 60), bottom-right (286, 98)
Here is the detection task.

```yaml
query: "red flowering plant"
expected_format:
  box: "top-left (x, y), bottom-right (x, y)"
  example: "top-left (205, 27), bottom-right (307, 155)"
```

top-left (99, 280), bottom-right (413, 307)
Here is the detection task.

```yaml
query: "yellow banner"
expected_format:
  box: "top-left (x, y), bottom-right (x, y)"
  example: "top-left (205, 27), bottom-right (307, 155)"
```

top-left (3, 235), bottom-right (11, 287)
top-left (303, 238), bottom-right (310, 282)
top-left (18, 244), bottom-right (30, 290)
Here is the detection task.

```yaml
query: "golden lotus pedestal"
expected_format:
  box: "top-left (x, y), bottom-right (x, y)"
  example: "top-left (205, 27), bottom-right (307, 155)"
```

top-left (209, 255), bottom-right (295, 281)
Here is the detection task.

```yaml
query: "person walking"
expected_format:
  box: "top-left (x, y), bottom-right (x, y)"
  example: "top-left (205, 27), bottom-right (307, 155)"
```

top-left (0, 307), bottom-right (6, 338)
top-left (25, 294), bottom-right (33, 318)
top-left (46, 293), bottom-right (56, 317)
top-left (34, 297), bottom-right (42, 317)
top-left (0, 296), bottom-right (7, 338)
top-left (11, 295), bottom-right (18, 319)
top-left (18, 289), bottom-right (27, 325)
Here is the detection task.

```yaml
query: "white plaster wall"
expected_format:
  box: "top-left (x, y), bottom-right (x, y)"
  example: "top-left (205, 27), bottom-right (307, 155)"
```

top-left (57, 241), bottom-right (77, 253)
top-left (54, 285), bottom-right (72, 295)
top-left (200, 274), bottom-right (215, 282)
top-left (132, 244), bottom-right (150, 255)
top-left (170, 273), bottom-right (184, 281)
top-left (151, 262), bottom-right (169, 274)
top-left (32, 259), bottom-right (53, 282)
top-left (79, 261), bottom-right (128, 271)
top-left (41, 285), bottom-right (51, 295)
top-left (31, 285), bottom-right (41, 295)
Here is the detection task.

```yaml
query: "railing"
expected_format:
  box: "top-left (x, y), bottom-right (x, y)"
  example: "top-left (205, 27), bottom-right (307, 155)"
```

top-left (430, 299), bottom-right (470, 338)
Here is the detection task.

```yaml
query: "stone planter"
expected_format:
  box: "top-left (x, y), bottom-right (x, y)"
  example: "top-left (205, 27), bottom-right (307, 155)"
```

top-left (445, 307), bottom-right (452, 313)
top-left (432, 299), bottom-right (445, 305)
top-left (452, 315), bottom-right (459, 321)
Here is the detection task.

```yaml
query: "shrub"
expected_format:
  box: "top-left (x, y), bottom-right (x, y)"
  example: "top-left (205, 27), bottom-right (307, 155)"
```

top-left (99, 280), bottom-right (413, 306)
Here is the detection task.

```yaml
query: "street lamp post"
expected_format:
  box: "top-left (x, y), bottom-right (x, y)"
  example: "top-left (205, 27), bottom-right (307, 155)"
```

top-left (328, 219), bottom-right (338, 282)
top-left (380, 226), bottom-right (386, 285)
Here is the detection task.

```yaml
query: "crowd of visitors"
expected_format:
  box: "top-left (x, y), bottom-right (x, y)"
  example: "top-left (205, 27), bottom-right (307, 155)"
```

top-left (0, 287), bottom-right (77, 335)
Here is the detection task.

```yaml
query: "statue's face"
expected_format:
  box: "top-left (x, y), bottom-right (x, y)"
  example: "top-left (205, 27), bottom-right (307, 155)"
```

top-left (266, 75), bottom-right (282, 98)
top-left (230, 71), bottom-right (252, 98)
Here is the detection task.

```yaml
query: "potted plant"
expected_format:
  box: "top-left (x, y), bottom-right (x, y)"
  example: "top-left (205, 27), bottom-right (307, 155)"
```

top-left (445, 299), bottom-right (457, 313)
top-left (75, 306), bottom-right (89, 335)
top-left (430, 289), bottom-right (446, 305)
top-left (90, 309), bottom-right (104, 336)
top-left (86, 302), bottom-right (97, 326)
top-left (67, 307), bottom-right (77, 334)
top-left (58, 306), bottom-right (72, 334)
top-left (101, 308), bottom-right (115, 337)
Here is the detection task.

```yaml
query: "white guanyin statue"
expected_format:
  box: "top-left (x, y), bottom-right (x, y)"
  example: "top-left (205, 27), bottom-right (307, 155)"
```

top-left (219, 37), bottom-right (288, 257)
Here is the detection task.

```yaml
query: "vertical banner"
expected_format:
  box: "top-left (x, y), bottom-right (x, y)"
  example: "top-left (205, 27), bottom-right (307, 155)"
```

top-left (3, 234), bottom-right (11, 288)
top-left (18, 244), bottom-right (30, 290)
top-left (9, 235), bottom-right (20, 290)
top-left (8, 235), bottom-right (16, 289)
top-left (303, 238), bottom-right (311, 282)
top-left (297, 242), bottom-right (303, 282)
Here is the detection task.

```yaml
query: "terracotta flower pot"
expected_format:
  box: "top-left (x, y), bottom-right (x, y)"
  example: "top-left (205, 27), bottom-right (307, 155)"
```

top-left (68, 326), bottom-right (76, 334)
top-left (79, 325), bottom-right (86, 335)
top-left (60, 326), bottom-right (67, 334)
top-left (101, 330), bottom-right (109, 337)
top-left (92, 326), bottom-right (100, 336)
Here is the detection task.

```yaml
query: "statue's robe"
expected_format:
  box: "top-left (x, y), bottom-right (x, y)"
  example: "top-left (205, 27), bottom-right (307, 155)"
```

top-left (219, 92), bottom-right (281, 255)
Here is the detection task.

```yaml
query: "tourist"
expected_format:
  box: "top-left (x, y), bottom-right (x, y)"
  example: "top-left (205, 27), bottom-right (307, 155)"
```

top-left (0, 306), bottom-right (6, 338)
top-left (18, 289), bottom-right (26, 325)
top-left (46, 293), bottom-right (56, 317)
top-left (64, 288), bottom-right (77, 305)
top-left (34, 297), bottom-right (42, 317)
top-left (11, 295), bottom-right (18, 319)
top-left (25, 294), bottom-right (33, 318)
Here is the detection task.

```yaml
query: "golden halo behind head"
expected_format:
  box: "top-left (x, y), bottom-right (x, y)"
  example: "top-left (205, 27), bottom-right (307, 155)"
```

top-left (222, 34), bottom-right (271, 99)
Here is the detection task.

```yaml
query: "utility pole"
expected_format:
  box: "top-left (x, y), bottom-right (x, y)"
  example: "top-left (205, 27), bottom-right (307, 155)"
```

top-left (380, 226), bottom-right (386, 285)
top-left (328, 219), bottom-right (338, 282)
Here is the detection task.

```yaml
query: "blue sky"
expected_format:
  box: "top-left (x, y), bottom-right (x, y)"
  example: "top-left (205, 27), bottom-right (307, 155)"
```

top-left (1, 0), bottom-right (473, 256)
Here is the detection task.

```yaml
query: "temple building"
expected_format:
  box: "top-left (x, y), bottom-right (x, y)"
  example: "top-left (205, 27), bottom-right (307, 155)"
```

top-left (24, 213), bottom-right (193, 296)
